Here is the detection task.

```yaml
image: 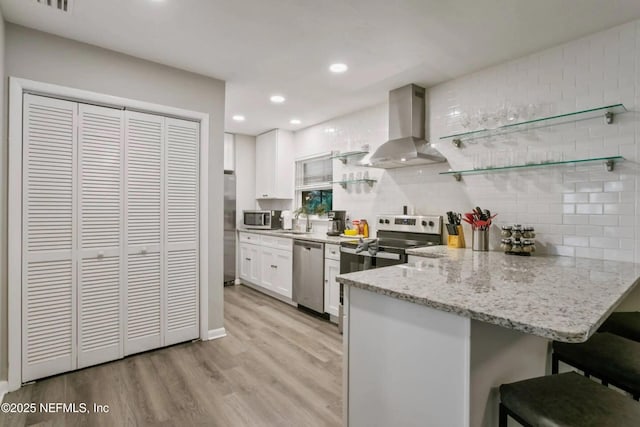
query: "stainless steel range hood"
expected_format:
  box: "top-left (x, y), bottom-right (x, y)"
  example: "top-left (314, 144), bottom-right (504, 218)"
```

top-left (364, 84), bottom-right (446, 169)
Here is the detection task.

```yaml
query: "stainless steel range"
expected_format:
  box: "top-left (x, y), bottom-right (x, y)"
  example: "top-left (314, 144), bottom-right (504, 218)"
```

top-left (338, 214), bottom-right (443, 332)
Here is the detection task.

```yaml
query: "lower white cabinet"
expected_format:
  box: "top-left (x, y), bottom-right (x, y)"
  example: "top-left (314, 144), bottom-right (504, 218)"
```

top-left (238, 232), bottom-right (293, 299)
top-left (324, 244), bottom-right (341, 318)
top-left (262, 248), bottom-right (293, 298)
top-left (239, 242), bottom-right (261, 284)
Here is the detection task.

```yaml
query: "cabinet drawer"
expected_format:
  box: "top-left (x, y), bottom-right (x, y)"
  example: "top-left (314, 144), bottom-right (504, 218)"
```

top-left (325, 243), bottom-right (340, 261)
top-left (239, 232), bottom-right (260, 244)
top-left (261, 235), bottom-right (292, 251)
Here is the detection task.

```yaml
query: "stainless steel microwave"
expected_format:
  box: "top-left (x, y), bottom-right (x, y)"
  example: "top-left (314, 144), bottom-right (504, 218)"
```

top-left (243, 210), bottom-right (282, 229)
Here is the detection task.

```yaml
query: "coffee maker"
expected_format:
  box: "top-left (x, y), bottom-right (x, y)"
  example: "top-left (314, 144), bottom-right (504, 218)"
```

top-left (327, 210), bottom-right (346, 236)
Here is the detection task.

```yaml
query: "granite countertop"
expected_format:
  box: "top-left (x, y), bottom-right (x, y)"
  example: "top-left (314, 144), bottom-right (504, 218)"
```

top-left (237, 228), bottom-right (353, 244)
top-left (337, 246), bottom-right (640, 343)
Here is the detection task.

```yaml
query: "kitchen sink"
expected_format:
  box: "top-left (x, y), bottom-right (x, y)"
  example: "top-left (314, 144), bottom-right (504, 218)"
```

top-left (272, 230), bottom-right (312, 235)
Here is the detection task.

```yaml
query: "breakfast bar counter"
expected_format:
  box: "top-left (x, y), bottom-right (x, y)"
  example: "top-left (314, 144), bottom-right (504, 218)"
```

top-left (336, 248), bottom-right (640, 427)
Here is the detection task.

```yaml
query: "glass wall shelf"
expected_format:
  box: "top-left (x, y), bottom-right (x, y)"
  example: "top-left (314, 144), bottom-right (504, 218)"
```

top-left (331, 179), bottom-right (377, 189)
top-left (440, 104), bottom-right (627, 146)
top-left (330, 150), bottom-right (369, 164)
top-left (440, 156), bottom-right (623, 181)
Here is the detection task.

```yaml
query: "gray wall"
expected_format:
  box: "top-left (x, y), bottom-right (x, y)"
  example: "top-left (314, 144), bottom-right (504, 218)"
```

top-left (2, 23), bottom-right (226, 379)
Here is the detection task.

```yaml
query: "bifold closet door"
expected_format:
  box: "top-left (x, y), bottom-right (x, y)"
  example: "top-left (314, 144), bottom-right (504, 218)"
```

top-left (77, 104), bottom-right (124, 368)
top-left (22, 94), bottom-right (77, 382)
top-left (124, 111), bottom-right (164, 355)
top-left (164, 118), bottom-right (199, 346)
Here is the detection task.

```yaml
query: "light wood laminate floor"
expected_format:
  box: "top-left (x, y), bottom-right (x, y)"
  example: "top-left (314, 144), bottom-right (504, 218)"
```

top-left (1, 285), bottom-right (343, 426)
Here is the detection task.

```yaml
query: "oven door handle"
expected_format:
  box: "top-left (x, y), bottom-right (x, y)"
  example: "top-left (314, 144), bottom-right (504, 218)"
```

top-left (340, 247), bottom-right (402, 261)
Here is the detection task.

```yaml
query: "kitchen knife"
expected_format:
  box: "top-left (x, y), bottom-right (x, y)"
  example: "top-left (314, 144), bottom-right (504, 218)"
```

top-left (446, 223), bottom-right (458, 235)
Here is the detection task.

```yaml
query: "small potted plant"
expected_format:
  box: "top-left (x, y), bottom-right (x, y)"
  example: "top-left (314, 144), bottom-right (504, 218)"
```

top-left (294, 194), bottom-right (327, 232)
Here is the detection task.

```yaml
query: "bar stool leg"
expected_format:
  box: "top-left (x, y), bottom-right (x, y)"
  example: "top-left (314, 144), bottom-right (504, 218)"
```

top-left (552, 353), bottom-right (559, 374)
top-left (499, 403), bottom-right (508, 427)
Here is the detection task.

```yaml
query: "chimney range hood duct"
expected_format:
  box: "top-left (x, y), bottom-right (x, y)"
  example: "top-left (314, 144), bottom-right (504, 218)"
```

top-left (364, 84), bottom-right (446, 169)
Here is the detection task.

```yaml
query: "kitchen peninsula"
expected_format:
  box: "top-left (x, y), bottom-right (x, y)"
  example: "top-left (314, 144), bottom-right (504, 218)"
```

top-left (337, 247), bottom-right (640, 427)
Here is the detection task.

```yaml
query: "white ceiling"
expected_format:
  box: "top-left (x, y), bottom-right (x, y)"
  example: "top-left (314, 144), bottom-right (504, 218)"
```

top-left (3, 0), bottom-right (640, 135)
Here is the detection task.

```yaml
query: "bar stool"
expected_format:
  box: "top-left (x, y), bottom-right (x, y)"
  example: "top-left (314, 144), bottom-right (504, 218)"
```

top-left (552, 332), bottom-right (640, 399)
top-left (499, 372), bottom-right (640, 427)
top-left (599, 311), bottom-right (640, 342)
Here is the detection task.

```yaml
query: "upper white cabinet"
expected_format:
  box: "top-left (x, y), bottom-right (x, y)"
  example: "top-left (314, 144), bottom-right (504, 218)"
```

top-left (224, 132), bottom-right (235, 171)
top-left (255, 129), bottom-right (294, 199)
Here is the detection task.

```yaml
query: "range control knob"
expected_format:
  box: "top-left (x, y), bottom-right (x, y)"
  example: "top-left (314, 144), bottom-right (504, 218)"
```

top-left (385, 219), bottom-right (390, 224)
top-left (421, 221), bottom-right (427, 226)
top-left (428, 221), bottom-right (435, 227)
top-left (379, 219), bottom-right (384, 224)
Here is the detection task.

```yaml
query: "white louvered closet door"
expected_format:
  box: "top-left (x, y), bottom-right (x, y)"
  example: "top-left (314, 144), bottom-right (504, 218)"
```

top-left (164, 118), bottom-right (199, 346)
top-left (124, 111), bottom-right (164, 355)
top-left (22, 94), bottom-right (77, 382)
top-left (77, 104), bottom-right (124, 368)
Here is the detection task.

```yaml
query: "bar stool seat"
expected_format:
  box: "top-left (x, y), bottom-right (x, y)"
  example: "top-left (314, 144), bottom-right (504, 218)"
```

top-left (599, 311), bottom-right (640, 342)
top-left (500, 372), bottom-right (640, 427)
top-left (552, 332), bottom-right (640, 399)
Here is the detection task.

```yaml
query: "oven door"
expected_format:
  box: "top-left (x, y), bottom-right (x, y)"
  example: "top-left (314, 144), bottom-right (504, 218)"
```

top-left (339, 246), bottom-right (405, 274)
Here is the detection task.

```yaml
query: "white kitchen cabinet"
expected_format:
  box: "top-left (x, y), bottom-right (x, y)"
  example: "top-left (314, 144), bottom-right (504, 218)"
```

top-left (261, 247), bottom-right (293, 298)
top-left (239, 242), bottom-right (261, 284)
top-left (255, 129), bottom-right (294, 199)
top-left (238, 232), bottom-right (293, 300)
top-left (324, 259), bottom-right (340, 317)
top-left (324, 244), bottom-right (341, 318)
top-left (224, 132), bottom-right (235, 171)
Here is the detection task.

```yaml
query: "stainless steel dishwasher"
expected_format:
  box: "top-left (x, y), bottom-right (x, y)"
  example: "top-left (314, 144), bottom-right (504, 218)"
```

top-left (293, 239), bottom-right (325, 313)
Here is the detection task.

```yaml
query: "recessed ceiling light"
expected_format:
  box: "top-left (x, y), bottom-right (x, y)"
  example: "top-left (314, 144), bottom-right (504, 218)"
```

top-left (270, 95), bottom-right (286, 104)
top-left (232, 115), bottom-right (245, 122)
top-left (324, 128), bottom-right (336, 133)
top-left (290, 119), bottom-right (301, 125)
top-left (329, 63), bottom-right (348, 73)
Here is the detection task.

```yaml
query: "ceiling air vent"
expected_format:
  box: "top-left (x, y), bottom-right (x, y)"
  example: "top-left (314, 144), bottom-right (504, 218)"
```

top-left (35, 0), bottom-right (73, 13)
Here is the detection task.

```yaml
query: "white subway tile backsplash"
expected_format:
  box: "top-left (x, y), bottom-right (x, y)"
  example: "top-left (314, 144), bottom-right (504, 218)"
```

top-left (295, 19), bottom-right (639, 263)
top-left (576, 203), bottom-right (603, 214)
top-left (588, 192), bottom-right (619, 203)
top-left (589, 237), bottom-right (620, 249)
top-left (588, 215), bottom-right (619, 226)
top-left (563, 193), bottom-right (588, 203)
top-left (564, 236), bottom-right (590, 247)
top-left (575, 225), bottom-right (604, 237)
top-left (563, 214), bottom-right (590, 225)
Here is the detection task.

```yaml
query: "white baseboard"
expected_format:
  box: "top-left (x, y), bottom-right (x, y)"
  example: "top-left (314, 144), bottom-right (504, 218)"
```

top-left (0, 380), bottom-right (8, 402)
top-left (207, 327), bottom-right (227, 341)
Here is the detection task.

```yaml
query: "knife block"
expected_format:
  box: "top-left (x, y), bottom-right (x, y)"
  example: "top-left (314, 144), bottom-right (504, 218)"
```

top-left (447, 226), bottom-right (466, 248)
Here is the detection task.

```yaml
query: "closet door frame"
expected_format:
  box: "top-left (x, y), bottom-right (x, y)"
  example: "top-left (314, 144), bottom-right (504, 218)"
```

top-left (8, 77), bottom-right (210, 392)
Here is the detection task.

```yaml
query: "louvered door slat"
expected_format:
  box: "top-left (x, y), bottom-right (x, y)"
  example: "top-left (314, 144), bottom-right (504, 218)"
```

top-left (124, 111), bottom-right (164, 355)
top-left (165, 118), bottom-right (199, 346)
top-left (22, 94), bottom-right (77, 382)
top-left (77, 104), bottom-right (124, 369)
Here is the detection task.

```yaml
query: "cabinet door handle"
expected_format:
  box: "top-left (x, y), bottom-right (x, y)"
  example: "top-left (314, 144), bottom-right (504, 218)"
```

top-left (263, 194), bottom-right (268, 197)
top-left (141, 247), bottom-right (148, 254)
top-left (271, 264), bottom-right (277, 269)
top-left (245, 258), bottom-right (251, 261)
top-left (325, 279), bottom-right (328, 283)
top-left (97, 251), bottom-right (105, 258)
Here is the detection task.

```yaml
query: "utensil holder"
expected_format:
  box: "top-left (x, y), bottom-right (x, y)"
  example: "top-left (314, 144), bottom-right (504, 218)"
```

top-left (447, 225), bottom-right (466, 248)
top-left (472, 229), bottom-right (489, 251)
